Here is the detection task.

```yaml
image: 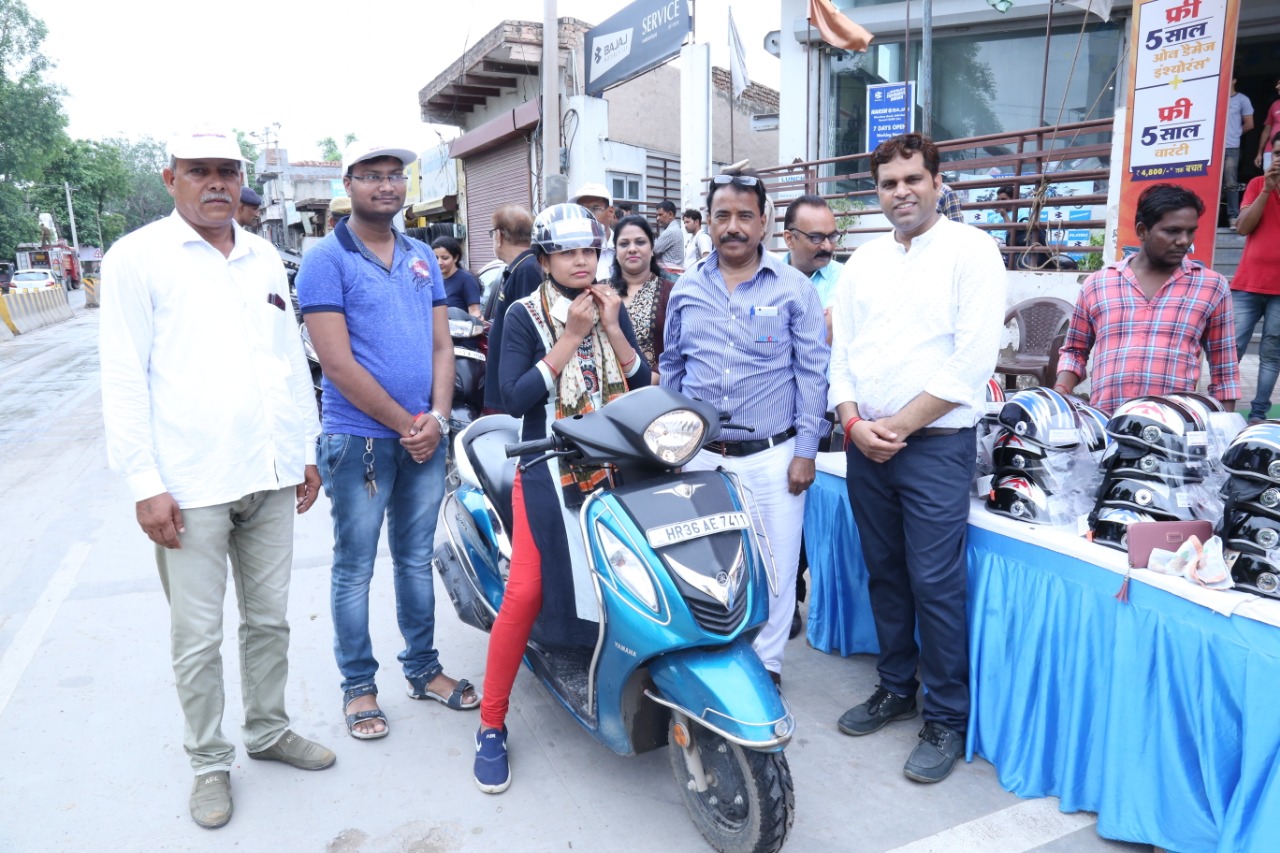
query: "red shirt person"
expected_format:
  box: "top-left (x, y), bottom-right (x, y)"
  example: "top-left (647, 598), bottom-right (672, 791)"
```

top-left (1056, 184), bottom-right (1239, 414)
top-left (1232, 130), bottom-right (1280, 422)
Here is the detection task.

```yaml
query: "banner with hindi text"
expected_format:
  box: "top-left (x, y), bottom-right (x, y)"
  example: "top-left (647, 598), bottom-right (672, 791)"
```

top-left (1116, 0), bottom-right (1239, 265)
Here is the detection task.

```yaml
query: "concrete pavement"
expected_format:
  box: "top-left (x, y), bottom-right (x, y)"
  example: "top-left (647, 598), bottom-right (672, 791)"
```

top-left (0, 298), bottom-right (1154, 853)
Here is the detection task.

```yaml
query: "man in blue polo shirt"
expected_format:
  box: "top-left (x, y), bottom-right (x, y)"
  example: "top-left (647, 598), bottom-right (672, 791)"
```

top-left (297, 141), bottom-right (477, 742)
top-left (781, 193), bottom-right (844, 343)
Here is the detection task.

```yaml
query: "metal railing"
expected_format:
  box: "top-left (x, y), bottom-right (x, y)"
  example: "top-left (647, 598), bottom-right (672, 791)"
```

top-left (754, 118), bottom-right (1114, 267)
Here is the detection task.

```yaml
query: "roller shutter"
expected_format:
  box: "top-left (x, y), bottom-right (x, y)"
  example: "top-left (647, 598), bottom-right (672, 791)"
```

top-left (463, 138), bottom-right (532, 269)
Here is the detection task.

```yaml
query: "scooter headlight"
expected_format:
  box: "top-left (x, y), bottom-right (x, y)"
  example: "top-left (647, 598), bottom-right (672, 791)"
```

top-left (643, 409), bottom-right (706, 467)
top-left (595, 523), bottom-right (659, 612)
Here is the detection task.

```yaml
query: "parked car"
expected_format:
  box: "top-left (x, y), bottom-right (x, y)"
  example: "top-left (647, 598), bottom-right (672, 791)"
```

top-left (10, 270), bottom-right (60, 292)
top-left (475, 257), bottom-right (506, 317)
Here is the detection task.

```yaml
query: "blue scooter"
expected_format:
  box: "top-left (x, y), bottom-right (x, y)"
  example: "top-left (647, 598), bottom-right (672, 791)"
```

top-left (433, 385), bottom-right (795, 853)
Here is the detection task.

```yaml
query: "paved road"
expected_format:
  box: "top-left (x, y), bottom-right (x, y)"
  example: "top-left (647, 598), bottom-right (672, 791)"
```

top-left (0, 299), bottom-right (1151, 852)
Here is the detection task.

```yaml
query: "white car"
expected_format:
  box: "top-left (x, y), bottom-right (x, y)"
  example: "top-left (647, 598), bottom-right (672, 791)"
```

top-left (9, 269), bottom-right (60, 293)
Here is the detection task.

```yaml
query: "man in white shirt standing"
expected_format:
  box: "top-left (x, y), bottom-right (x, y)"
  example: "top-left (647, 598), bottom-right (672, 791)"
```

top-left (1224, 75), bottom-right (1254, 228)
top-left (828, 133), bottom-right (1005, 784)
top-left (682, 208), bottom-right (712, 269)
top-left (99, 127), bottom-right (334, 830)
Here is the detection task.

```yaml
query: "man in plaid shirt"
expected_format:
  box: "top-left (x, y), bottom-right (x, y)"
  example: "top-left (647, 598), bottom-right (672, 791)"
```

top-left (1055, 184), bottom-right (1239, 414)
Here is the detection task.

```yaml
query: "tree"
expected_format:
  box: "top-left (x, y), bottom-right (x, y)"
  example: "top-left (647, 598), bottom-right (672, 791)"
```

top-left (31, 138), bottom-right (130, 248)
top-left (110, 136), bottom-right (171, 235)
top-left (233, 128), bottom-right (260, 190)
top-left (0, 0), bottom-right (68, 258)
top-left (317, 133), bottom-right (356, 163)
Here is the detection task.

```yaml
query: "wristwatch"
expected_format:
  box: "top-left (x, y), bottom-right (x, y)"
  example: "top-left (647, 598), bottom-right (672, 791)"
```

top-left (429, 410), bottom-right (451, 436)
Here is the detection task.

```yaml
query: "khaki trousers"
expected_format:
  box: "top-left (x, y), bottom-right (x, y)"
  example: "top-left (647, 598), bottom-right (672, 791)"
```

top-left (155, 488), bottom-right (294, 772)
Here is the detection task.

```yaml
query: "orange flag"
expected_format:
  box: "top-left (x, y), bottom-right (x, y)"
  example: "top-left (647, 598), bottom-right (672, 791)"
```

top-left (808, 0), bottom-right (874, 52)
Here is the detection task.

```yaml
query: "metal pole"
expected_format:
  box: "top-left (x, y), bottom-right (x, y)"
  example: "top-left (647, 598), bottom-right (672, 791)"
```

top-left (903, 0), bottom-right (910, 85)
top-left (1038, 1), bottom-right (1056, 127)
top-left (542, 0), bottom-right (560, 207)
top-left (63, 182), bottom-right (80, 254)
top-left (922, 0), bottom-right (932, 136)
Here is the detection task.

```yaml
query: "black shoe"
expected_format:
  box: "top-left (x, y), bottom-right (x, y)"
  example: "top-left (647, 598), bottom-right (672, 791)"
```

top-left (903, 721), bottom-right (963, 783)
top-left (789, 604), bottom-right (803, 640)
top-left (837, 685), bottom-right (917, 736)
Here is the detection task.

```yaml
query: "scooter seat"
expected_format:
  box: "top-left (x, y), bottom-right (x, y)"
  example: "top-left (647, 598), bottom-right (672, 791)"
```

top-left (460, 415), bottom-right (521, 535)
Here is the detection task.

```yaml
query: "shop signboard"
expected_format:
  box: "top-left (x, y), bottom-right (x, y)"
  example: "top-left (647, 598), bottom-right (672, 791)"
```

top-left (1116, 0), bottom-right (1240, 265)
top-left (865, 82), bottom-right (914, 151)
top-left (585, 0), bottom-right (691, 98)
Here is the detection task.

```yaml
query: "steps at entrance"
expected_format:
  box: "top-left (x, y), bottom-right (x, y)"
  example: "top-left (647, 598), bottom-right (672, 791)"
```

top-left (1213, 228), bottom-right (1245, 280)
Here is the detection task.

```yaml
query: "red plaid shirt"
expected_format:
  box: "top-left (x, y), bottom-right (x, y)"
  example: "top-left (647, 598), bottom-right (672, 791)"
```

top-left (1058, 256), bottom-right (1240, 414)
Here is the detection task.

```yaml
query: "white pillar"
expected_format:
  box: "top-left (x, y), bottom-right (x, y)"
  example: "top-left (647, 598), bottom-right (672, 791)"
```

top-left (680, 42), bottom-right (712, 211)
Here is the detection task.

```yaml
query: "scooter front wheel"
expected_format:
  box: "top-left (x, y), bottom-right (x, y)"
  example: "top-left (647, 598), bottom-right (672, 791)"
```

top-left (669, 719), bottom-right (794, 853)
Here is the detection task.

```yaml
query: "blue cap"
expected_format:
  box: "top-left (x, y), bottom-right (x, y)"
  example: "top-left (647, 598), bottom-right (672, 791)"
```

top-left (240, 186), bottom-right (263, 206)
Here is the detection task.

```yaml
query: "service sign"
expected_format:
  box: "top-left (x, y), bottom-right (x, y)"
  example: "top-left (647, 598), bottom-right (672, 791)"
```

top-left (586, 0), bottom-right (691, 98)
top-left (1116, 0), bottom-right (1240, 265)
top-left (865, 82), bottom-right (915, 151)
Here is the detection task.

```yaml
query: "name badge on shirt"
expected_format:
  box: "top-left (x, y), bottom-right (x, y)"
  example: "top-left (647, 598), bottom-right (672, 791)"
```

top-left (751, 305), bottom-right (780, 342)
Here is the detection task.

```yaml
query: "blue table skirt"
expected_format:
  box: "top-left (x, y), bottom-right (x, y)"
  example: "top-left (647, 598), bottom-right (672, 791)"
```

top-left (804, 471), bottom-right (1280, 852)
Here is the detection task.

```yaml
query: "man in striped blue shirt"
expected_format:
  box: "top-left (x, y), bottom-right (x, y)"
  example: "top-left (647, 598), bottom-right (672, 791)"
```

top-left (660, 168), bottom-right (829, 684)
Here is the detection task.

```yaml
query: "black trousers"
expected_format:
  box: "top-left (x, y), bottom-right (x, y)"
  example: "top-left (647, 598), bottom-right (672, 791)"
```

top-left (844, 427), bottom-right (975, 733)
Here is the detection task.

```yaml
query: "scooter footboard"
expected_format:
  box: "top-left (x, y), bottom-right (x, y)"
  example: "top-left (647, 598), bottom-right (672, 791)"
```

top-left (645, 641), bottom-right (794, 751)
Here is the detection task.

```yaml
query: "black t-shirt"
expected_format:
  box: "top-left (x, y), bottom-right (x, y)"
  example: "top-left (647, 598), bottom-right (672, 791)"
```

top-left (443, 268), bottom-right (482, 312)
top-left (483, 248), bottom-right (543, 411)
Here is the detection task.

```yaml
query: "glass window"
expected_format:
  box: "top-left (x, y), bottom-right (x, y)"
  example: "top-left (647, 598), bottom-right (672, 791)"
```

top-left (826, 21), bottom-right (1121, 162)
top-left (608, 171), bottom-right (642, 202)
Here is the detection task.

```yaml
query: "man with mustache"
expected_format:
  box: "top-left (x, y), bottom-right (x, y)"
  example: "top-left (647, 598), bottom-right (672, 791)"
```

top-left (781, 194), bottom-right (843, 343)
top-left (100, 127), bottom-right (334, 829)
top-left (297, 141), bottom-right (476, 745)
top-left (829, 133), bottom-right (1005, 784)
top-left (660, 168), bottom-right (829, 686)
top-left (1056, 183), bottom-right (1239, 414)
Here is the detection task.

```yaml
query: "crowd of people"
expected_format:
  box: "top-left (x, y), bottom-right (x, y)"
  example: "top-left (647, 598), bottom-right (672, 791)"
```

top-left (97, 120), bottom-right (1280, 829)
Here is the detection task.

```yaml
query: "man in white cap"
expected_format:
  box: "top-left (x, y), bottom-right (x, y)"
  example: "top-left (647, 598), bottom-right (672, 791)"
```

top-left (296, 141), bottom-right (476, 745)
top-left (99, 126), bottom-right (334, 829)
top-left (569, 181), bottom-right (615, 280)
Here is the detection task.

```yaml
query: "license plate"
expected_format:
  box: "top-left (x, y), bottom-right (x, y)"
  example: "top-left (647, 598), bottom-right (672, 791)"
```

top-left (646, 512), bottom-right (751, 548)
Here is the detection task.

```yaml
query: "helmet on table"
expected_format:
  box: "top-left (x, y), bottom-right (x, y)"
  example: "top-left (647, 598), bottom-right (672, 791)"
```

top-left (531, 203), bottom-right (606, 256)
top-left (1222, 506), bottom-right (1280, 553)
top-left (1105, 397), bottom-right (1203, 459)
top-left (1097, 476), bottom-right (1198, 522)
top-left (1220, 422), bottom-right (1280, 484)
top-left (986, 473), bottom-right (1051, 522)
top-left (1227, 550), bottom-right (1280, 598)
top-left (997, 387), bottom-right (1080, 449)
top-left (1092, 506), bottom-right (1159, 551)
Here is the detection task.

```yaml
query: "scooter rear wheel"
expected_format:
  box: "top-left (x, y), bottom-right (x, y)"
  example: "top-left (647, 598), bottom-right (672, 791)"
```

top-left (669, 721), bottom-right (794, 853)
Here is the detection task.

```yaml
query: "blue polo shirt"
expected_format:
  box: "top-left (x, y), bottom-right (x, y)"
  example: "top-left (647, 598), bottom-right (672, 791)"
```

top-left (296, 219), bottom-right (446, 437)
top-left (780, 252), bottom-right (844, 308)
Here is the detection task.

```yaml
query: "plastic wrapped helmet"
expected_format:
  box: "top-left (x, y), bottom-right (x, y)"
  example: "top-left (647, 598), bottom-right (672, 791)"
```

top-left (1097, 477), bottom-right (1197, 521)
top-left (986, 473), bottom-right (1051, 522)
top-left (1164, 392), bottom-right (1224, 429)
top-left (1222, 507), bottom-right (1280, 553)
top-left (1220, 475), bottom-right (1280, 510)
top-left (1105, 397), bottom-right (1203, 459)
top-left (1097, 442), bottom-right (1205, 485)
top-left (1074, 404), bottom-right (1112, 453)
top-left (531, 203), bottom-right (606, 255)
top-left (1228, 551), bottom-right (1280, 598)
top-left (997, 387), bottom-right (1080, 449)
top-left (1220, 421), bottom-right (1280, 484)
top-left (1092, 506), bottom-right (1159, 551)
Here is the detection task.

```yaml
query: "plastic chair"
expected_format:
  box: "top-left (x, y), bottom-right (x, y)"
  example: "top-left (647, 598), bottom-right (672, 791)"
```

top-left (996, 297), bottom-right (1074, 390)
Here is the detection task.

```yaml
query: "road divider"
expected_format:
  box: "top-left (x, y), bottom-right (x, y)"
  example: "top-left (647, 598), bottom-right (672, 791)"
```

top-left (0, 288), bottom-right (74, 336)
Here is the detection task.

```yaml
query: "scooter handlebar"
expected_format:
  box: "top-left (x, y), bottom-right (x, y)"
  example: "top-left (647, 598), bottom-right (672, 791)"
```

top-left (505, 437), bottom-right (557, 458)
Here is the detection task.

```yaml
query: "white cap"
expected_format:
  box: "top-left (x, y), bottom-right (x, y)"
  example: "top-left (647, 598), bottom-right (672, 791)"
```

top-left (342, 140), bottom-right (417, 172)
top-left (168, 126), bottom-right (246, 162)
top-left (569, 182), bottom-right (613, 206)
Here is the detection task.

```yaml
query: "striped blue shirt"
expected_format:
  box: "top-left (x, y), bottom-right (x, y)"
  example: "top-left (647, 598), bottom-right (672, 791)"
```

top-left (660, 247), bottom-right (830, 457)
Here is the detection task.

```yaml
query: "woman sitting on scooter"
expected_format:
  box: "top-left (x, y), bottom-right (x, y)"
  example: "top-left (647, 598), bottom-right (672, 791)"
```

top-left (607, 214), bottom-right (676, 385)
top-left (473, 203), bottom-right (651, 794)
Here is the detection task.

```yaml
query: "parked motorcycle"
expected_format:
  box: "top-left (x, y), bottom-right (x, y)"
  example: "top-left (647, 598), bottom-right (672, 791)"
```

top-left (299, 323), bottom-right (324, 416)
top-left (433, 385), bottom-right (795, 853)
top-left (446, 306), bottom-right (486, 487)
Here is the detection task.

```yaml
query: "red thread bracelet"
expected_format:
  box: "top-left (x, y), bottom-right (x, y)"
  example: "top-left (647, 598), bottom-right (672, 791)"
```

top-left (541, 357), bottom-right (559, 377)
top-left (843, 416), bottom-right (862, 451)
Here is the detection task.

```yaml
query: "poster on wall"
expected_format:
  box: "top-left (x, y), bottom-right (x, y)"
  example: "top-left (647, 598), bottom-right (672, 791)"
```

top-left (865, 82), bottom-right (915, 151)
top-left (1116, 0), bottom-right (1240, 265)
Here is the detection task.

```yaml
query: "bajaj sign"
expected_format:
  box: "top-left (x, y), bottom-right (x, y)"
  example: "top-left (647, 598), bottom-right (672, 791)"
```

top-left (585, 0), bottom-right (691, 98)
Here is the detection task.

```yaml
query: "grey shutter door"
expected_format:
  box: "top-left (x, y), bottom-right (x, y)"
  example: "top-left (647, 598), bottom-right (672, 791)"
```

top-left (463, 138), bottom-right (532, 270)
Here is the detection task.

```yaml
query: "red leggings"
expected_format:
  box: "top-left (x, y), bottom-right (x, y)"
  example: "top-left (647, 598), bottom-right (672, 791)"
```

top-left (479, 470), bottom-right (543, 730)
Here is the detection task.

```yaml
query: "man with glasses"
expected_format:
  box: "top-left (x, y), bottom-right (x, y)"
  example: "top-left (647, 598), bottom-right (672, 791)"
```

top-left (661, 169), bottom-right (829, 686)
top-left (297, 141), bottom-right (477, 743)
top-left (569, 182), bottom-right (615, 280)
top-left (781, 194), bottom-right (844, 342)
top-left (483, 203), bottom-right (539, 413)
top-left (653, 200), bottom-right (685, 269)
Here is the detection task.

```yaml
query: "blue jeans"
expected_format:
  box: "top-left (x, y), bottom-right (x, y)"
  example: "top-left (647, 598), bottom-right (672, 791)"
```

top-left (1233, 291), bottom-right (1280, 421)
top-left (319, 433), bottom-right (447, 693)
top-left (1223, 147), bottom-right (1242, 220)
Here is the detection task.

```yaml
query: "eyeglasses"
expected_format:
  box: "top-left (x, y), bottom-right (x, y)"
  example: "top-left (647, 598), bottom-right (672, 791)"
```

top-left (488, 228), bottom-right (499, 238)
top-left (789, 227), bottom-right (842, 245)
top-left (711, 174), bottom-right (762, 188)
top-left (349, 173), bottom-right (409, 184)
top-left (584, 204), bottom-right (608, 215)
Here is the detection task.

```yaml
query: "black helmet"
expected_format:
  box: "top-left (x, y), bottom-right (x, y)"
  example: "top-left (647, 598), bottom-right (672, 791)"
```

top-left (1097, 477), bottom-right (1198, 521)
top-left (531, 203), bottom-right (606, 255)
top-left (1105, 396), bottom-right (1203, 460)
top-left (997, 387), bottom-right (1081, 449)
top-left (1228, 551), bottom-right (1280, 598)
top-left (1164, 392), bottom-right (1224, 429)
top-left (1220, 422), bottom-right (1280, 484)
top-left (1220, 475), bottom-right (1280, 510)
top-left (986, 473), bottom-right (1051, 522)
top-left (1222, 507), bottom-right (1280, 553)
top-left (1097, 442), bottom-right (1206, 485)
top-left (991, 431), bottom-right (1052, 477)
top-left (1074, 403), bottom-right (1112, 454)
top-left (1092, 506), bottom-right (1159, 551)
